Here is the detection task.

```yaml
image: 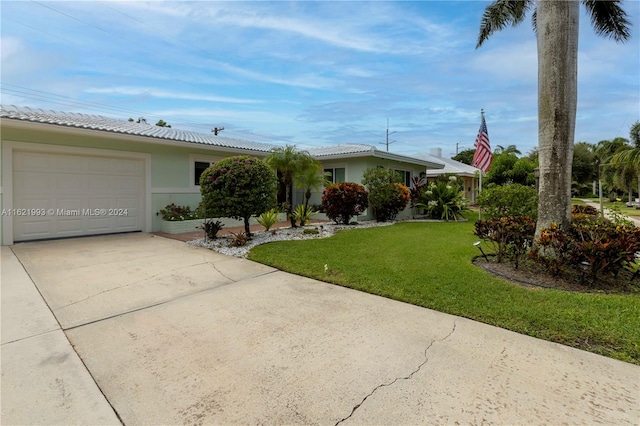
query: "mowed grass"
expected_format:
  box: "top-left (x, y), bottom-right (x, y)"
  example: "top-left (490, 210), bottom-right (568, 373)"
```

top-left (248, 217), bottom-right (640, 365)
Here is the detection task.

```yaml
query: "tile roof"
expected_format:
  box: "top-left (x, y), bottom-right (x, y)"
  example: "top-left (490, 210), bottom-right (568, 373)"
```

top-left (306, 144), bottom-right (377, 157)
top-left (0, 105), bottom-right (276, 152)
top-left (0, 105), bottom-right (444, 168)
top-left (307, 144), bottom-right (444, 169)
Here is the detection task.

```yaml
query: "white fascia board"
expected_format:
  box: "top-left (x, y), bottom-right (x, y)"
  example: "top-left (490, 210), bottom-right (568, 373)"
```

top-left (372, 151), bottom-right (445, 169)
top-left (313, 151), bottom-right (445, 169)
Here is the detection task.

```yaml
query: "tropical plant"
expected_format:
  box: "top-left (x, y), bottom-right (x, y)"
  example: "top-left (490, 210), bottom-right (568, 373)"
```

top-left (201, 219), bottom-right (224, 239)
top-left (321, 182), bottom-right (369, 225)
top-left (477, 0), bottom-right (631, 239)
top-left (292, 204), bottom-right (318, 226)
top-left (409, 175), bottom-right (426, 210)
top-left (362, 168), bottom-right (410, 222)
top-left (416, 177), bottom-right (468, 221)
top-left (256, 208), bottom-right (280, 231)
top-left (229, 231), bottom-right (250, 247)
top-left (609, 122), bottom-right (640, 203)
top-left (265, 145), bottom-right (319, 227)
top-left (199, 156), bottom-right (277, 236)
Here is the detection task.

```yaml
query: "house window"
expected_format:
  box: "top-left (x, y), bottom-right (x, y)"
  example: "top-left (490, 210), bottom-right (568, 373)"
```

top-left (324, 167), bottom-right (346, 184)
top-left (395, 169), bottom-right (411, 187)
top-left (194, 161), bottom-right (213, 186)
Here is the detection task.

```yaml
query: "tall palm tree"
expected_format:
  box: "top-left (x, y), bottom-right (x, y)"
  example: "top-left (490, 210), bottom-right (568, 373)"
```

top-left (265, 145), bottom-right (318, 227)
top-left (477, 0), bottom-right (631, 236)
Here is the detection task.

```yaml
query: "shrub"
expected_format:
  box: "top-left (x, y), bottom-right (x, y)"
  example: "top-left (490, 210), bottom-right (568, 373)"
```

top-left (531, 217), bottom-right (640, 284)
top-left (477, 183), bottom-right (538, 219)
top-left (571, 204), bottom-right (599, 216)
top-left (201, 219), bottom-right (224, 239)
top-left (257, 208), bottom-right (280, 231)
top-left (199, 156), bottom-right (277, 236)
top-left (474, 216), bottom-right (536, 267)
top-left (321, 182), bottom-right (369, 225)
top-left (158, 203), bottom-right (200, 221)
top-left (362, 168), bottom-right (410, 222)
top-left (416, 177), bottom-right (468, 221)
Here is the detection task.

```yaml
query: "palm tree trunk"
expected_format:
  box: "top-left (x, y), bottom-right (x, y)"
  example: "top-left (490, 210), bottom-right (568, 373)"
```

top-left (535, 0), bottom-right (579, 239)
top-left (285, 180), bottom-right (296, 227)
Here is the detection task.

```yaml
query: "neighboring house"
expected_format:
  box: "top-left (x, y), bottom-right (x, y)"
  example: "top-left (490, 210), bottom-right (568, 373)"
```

top-left (0, 105), bottom-right (444, 244)
top-left (413, 148), bottom-right (481, 203)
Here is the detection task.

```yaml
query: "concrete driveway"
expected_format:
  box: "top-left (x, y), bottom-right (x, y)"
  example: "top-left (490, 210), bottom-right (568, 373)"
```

top-left (2, 233), bottom-right (639, 425)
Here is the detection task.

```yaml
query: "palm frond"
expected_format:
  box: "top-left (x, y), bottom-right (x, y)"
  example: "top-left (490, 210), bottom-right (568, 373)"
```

top-left (476, 0), bottom-right (534, 48)
top-left (582, 0), bottom-right (631, 43)
top-left (610, 149), bottom-right (640, 168)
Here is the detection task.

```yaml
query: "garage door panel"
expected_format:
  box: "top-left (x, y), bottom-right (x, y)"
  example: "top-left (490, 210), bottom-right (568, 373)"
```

top-left (21, 219), bottom-right (51, 235)
top-left (57, 218), bottom-right (84, 233)
top-left (13, 150), bottom-right (145, 242)
top-left (57, 174), bottom-right (90, 193)
top-left (88, 175), bottom-right (115, 192)
top-left (87, 218), bottom-right (114, 232)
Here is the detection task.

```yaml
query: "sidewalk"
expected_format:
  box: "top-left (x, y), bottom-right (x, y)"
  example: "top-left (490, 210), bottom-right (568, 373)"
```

top-left (580, 198), bottom-right (640, 226)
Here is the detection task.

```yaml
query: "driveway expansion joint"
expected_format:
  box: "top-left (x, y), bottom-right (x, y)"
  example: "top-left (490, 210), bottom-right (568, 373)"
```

top-left (334, 320), bottom-right (457, 426)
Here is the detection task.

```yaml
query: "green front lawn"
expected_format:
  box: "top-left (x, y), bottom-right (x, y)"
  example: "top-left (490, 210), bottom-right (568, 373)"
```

top-left (248, 216), bottom-right (640, 365)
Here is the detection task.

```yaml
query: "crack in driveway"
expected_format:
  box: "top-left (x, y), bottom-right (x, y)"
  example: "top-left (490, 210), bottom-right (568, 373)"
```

top-left (335, 320), bottom-right (458, 426)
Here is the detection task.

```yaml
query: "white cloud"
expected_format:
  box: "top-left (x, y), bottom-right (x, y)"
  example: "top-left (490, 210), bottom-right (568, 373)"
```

top-left (85, 87), bottom-right (262, 104)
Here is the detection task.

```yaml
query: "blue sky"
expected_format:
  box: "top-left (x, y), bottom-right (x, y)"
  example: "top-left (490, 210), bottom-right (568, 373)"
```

top-left (1, 1), bottom-right (638, 157)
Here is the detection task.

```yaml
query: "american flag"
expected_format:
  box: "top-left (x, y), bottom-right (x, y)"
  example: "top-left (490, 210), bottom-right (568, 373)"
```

top-left (472, 113), bottom-right (492, 173)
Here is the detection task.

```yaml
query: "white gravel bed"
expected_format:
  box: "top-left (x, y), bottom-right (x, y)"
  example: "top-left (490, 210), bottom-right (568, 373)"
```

top-left (188, 220), bottom-right (394, 257)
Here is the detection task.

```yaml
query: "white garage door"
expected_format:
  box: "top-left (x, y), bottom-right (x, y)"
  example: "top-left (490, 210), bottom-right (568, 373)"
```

top-left (12, 150), bottom-right (145, 242)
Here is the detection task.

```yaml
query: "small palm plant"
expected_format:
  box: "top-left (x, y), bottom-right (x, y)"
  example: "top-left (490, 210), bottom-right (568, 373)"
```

top-left (292, 204), bottom-right (318, 226)
top-left (256, 208), bottom-right (280, 231)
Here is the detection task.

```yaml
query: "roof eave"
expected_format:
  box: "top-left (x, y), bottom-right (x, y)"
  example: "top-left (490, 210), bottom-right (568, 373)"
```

top-left (0, 118), bottom-right (272, 156)
top-left (372, 150), bottom-right (445, 169)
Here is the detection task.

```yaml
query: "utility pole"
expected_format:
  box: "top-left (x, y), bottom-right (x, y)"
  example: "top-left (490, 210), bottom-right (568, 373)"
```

top-left (379, 119), bottom-right (396, 152)
top-left (212, 127), bottom-right (225, 135)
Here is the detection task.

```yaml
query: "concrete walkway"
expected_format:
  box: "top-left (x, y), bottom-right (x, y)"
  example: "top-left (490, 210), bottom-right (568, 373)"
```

top-left (581, 198), bottom-right (640, 226)
top-left (2, 233), bottom-right (639, 425)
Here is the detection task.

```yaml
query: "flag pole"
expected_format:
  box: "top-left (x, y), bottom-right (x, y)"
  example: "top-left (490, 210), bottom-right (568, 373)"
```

top-left (472, 108), bottom-right (490, 221)
top-left (478, 170), bottom-right (482, 220)
top-left (478, 109), bottom-right (484, 221)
